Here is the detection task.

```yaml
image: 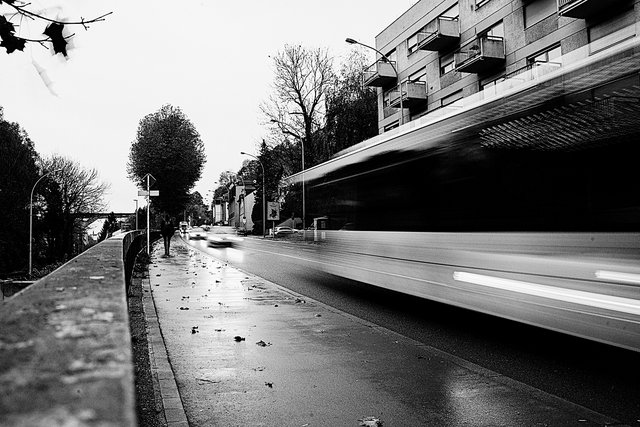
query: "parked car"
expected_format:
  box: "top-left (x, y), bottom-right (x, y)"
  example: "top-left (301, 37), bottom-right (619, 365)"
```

top-left (179, 221), bottom-right (188, 233)
top-left (274, 226), bottom-right (295, 237)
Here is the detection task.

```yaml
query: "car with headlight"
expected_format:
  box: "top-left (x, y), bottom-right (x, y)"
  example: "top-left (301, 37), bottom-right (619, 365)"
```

top-left (274, 226), bottom-right (296, 237)
top-left (187, 227), bottom-right (207, 240)
top-left (207, 228), bottom-right (234, 247)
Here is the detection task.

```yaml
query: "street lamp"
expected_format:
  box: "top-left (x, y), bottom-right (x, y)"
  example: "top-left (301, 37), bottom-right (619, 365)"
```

top-left (345, 37), bottom-right (404, 125)
top-left (29, 169), bottom-right (60, 276)
top-left (240, 151), bottom-right (266, 237)
top-left (235, 174), bottom-right (246, 227)
top-left (270, 119), bottom-right (306, 235)
top-left (133, 199), bottom-right (139, 230)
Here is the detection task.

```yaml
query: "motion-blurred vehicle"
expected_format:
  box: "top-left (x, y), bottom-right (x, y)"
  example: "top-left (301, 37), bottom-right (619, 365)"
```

top-left (187, 227), bottom-right (207, 240)
top-left (286, 34), bottom-right (640, 353)
top-left (274, 226), bottom-right (295, 237)
top-left (236, 227), bottom-right (248, 236)
top-left (207, 228), bottom-right (234, 247)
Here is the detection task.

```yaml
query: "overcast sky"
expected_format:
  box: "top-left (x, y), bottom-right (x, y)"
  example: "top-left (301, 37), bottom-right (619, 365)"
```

top-left (1, 0), bottom-right (416, 212)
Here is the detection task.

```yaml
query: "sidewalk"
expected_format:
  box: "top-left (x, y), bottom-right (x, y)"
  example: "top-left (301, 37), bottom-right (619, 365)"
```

top-left (142, 237), bottom-right (616, 427)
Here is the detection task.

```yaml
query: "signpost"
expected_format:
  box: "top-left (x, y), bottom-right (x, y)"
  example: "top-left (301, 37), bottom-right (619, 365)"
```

top-left (142, 174), bottom-right (157, 254)
top-left (267, 201), bottom-right (279, 236)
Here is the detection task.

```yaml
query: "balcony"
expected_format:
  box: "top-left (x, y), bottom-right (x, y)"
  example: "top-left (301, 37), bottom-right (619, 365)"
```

top-left (416, 17), bottom-right (460, 52)
top-left (387, 81), bottom-right (428, 109)
top-left (363, 59), bottom-right (397, 87)
top-left (454, 35), bottom-right (505, 74)
top-left (557, 0), bottom-right (622, 19)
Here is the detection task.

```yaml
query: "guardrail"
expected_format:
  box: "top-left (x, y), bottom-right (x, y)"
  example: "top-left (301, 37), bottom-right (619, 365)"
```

top-left (0, 230), bottom-right (153, 426)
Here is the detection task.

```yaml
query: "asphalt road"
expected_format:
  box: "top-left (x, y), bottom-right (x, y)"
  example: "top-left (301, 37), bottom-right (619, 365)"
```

top-left (183, 230), bottom-right (640, 425)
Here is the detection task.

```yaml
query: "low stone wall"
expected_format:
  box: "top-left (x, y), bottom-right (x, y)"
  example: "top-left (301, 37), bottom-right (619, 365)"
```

top-left (0, 231), bottom-right (148, 427)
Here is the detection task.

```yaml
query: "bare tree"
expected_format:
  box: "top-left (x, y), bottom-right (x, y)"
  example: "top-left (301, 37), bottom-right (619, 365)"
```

top-left (40, 155), bottom-right (109, 259)
top-left (261, 44), bottom-right (335, 169)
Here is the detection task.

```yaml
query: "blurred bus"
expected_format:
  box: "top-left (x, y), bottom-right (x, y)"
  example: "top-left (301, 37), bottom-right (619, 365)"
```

top-left (289, 29), bottom-right (640, 352)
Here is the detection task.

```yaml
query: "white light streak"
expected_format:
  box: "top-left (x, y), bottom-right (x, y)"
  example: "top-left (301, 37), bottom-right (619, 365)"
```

top-left (453, 271), bottom-right (640, 316)
top-left (595, 270), bottom-right (640, 285)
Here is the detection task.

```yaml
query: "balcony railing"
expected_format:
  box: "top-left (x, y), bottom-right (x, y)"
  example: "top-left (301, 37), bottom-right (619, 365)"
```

top-left (363, 59), bottom-right (397, 88)
top-left (386, 81), bottom-right (428, 109)
top-left (558, 0), bottom-right (620, 19)
top-left (454, 35), bottom-right (505, 73)
top-left (416, 16), bottom-right (460, 51)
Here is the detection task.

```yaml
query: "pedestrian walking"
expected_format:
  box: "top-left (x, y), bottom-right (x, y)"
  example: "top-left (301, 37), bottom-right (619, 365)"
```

top-left (160, 214), bottom-right (175, 257)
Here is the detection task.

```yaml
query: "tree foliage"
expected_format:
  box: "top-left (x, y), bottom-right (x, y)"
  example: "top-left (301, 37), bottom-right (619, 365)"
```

top-left (323, 49), bottom-right (378, 158)
top-left (185, 191), bottom-right (208, 225)
top-left (0, 1), bottom-right (110, 55)
top-left (0, 107), bottom-right (39, 276)
top-left (127, 104), bottom-right (206, 217)
top-left (97, 212), bottom-right (118, 242)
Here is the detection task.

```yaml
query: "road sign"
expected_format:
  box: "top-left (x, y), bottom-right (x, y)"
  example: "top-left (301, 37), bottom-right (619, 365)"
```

top-left (267, 202), bottom-right (280, 221)
top-left (138, 190), bottom-right (159, 196)
top-left (142, 173), bottom-right (156, 187)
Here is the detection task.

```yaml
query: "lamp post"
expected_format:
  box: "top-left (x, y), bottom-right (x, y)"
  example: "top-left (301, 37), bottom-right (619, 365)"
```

top-left (345, 37), bottom-right (404, 126)
top-left (270, 119), bottom-right (306, 235)
top-left (235, 174), bottom-right (246, 227)
top-left (241, 151), bottom-right (266, 237)
top-left (133, 199), bottom-right (139, 230)
top-left (29, 169), bottom-right (60, 276)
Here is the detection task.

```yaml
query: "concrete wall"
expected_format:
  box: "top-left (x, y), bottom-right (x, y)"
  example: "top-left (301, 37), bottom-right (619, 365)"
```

top-left (0, 232), bottom-right (143, 426)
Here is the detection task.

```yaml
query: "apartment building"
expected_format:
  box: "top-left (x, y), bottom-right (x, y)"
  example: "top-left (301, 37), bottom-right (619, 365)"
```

top-left (365, 0), bottom-right (639, 133)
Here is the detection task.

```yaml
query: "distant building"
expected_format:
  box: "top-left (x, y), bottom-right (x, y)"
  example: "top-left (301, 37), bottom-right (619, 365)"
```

top-left (228, 182), bottom-right (256, 230)
top-left (365, 0), bottom-right (638, 133)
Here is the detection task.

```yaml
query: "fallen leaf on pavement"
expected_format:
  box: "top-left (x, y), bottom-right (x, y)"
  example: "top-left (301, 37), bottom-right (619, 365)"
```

top-left (359, 416), bottom-right (384, 427)
top-left (234, 336), bottom-right (245, 342)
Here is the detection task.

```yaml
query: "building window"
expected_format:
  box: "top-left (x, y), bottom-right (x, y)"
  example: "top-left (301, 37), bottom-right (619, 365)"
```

top-left (588, 8), bottom-right (635, 54)
top-left (485, 21), bottom-right (504, 39)
top-left (408, 32), bottom-right (420, 55)
top-left (443, 3), bottom-right (459, 19)
top-left (386, 49), bottom-right (397, 64)
top-left (441, 90), bottom-right (463, 107)
top-left (480, 74), bottom-right (506, 96)
top-left (384, 122), bottom-right (399, 132)
top-left (440, 52), bottom-right (455, 75)
top-left (529, 45), bottom-right (562, 66)
top-left (524, 0), bottom-right (556, 28)
top-left (409, 69), bottom-right (427, 84)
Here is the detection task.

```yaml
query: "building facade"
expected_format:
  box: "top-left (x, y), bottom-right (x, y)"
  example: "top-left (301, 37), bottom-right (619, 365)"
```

top-left (227, 183), bottom-right (256, 231)
top-left (367, 0), bottom-right (639, 133)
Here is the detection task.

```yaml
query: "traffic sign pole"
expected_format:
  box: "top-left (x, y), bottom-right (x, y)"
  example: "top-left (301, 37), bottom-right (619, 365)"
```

top-left (146, 174), bottom-right (150, 254)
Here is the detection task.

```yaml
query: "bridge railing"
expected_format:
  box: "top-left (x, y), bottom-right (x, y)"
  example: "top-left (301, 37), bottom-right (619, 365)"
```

top-left (0, 230), bottom-right (154, 426)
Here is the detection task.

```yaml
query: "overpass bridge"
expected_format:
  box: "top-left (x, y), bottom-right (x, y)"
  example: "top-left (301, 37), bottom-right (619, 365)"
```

top-left (76, 212), bottom-right (134, 219)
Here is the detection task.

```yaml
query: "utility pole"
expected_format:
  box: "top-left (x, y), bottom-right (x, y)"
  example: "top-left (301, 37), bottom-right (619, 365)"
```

top-left (139, 173), bottom-right (157, 255)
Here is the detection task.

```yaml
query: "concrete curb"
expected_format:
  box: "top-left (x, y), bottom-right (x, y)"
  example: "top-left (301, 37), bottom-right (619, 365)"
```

top-left (142, 269), bottom-right (189, 427)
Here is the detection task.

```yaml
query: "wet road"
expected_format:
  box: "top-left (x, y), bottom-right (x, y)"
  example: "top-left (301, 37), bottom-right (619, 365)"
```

top-left (182, 229), bottom-right (640, 425)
